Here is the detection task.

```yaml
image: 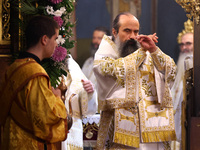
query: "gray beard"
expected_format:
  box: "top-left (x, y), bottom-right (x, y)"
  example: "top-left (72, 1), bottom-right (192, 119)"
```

top-left (176, 51), bottom-right (193, 74)
top-left (115, 36), bottom-right (140, 57)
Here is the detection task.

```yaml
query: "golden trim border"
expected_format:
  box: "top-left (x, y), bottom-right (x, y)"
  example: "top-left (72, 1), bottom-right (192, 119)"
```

top-left (0, 0), bottom-right (11, 45)
top-left (0, 54), bottom-right (11, 57)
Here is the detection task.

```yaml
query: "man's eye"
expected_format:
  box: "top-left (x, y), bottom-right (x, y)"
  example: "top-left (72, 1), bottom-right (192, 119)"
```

top-left (124, 29), bottom-right (130, 32)
top-left (179, 42), bottom-right (192, 47)
top-left (186, 42), bottom-right (192, 46)
top-left (179, 43), bottom-right (184, 47)
top-left (134, 30), bottom-right (139, 34)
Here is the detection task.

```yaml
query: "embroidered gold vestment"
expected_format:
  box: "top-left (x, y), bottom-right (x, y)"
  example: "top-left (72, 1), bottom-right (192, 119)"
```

top-left (93, 35), bottom-right (177, 149)
top-left (0, 58), bottom-right (68, 150)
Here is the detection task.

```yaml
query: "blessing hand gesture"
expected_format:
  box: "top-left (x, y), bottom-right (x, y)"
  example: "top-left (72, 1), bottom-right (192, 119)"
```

top-left (136, 33), bottom-right (158, 53)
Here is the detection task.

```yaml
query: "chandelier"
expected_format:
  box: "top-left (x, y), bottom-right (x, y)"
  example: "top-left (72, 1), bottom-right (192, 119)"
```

top-left (176, 0), bottom-right (200, 24)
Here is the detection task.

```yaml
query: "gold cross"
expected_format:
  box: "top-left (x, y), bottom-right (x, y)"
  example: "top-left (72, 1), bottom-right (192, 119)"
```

top-left (145, 109), bottom-right (168, 121)
top-left (119, 112), bottom-right (136, 125)
top-left (140, 64), bottom-right (154, 83)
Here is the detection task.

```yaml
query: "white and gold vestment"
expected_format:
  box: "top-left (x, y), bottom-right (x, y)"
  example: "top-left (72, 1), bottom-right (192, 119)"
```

top-left (62, 56), bottom-right (98, 150)
top-left (82, 57), bottom-right (97, 90)
top-left (93, 35), bottom-right (177, 149)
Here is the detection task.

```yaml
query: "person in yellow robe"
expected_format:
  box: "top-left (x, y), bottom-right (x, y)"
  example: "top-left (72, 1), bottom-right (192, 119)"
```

top-left (0, 15), bottom-right (69, 150)
top-left (93, 12), bottom-right (177, 149)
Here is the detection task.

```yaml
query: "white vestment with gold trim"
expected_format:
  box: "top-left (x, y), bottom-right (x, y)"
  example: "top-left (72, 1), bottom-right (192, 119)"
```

top-left (62, 56), bottom-right (98, 150)
top-left (93, 35), bottom-right (177, 150)
top-left (82, 57), bottom-right (97, 90)
top-left (171, 53), bottom-right (193, 150)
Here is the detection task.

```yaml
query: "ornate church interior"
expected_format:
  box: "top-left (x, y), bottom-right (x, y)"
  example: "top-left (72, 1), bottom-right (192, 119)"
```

top-left (1, 0), bottom-right (200, 150)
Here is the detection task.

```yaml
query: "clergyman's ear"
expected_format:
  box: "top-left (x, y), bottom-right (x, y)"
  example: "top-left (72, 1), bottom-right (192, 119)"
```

top-left (112, 28), bottom-right (117, 39)
top-left (41, 35), bottom-right (48, 46)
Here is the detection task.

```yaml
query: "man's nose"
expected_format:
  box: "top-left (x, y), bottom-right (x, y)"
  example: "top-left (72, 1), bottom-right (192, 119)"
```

top-left (130, 32), bottom-right (137, 40)
top-left (182, 44), bottom-right (188, 50)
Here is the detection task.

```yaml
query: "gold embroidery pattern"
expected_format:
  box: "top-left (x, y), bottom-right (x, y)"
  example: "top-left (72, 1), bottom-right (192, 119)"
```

top-left (4, 118), bottom-right (42, 149)
top-left (94, 39), bottom-right (177, 146)
top-left (162, 56), bottom-right (176, 108)
top-left (143, 98), bottom-right (158, 109)
top-left (96, 111), bottom-right (114, 150)
top-left (119, 111), bottom-right (136, 125)
top-left (107, 117), bottom-right (114, 149)
top-left (66, 78), bottom-right (88, 117)
top-left (103, 35), bottom-right (119, 56)
top-left (140, 56), bottom-right (157, 98)
top-left (151, 49), bottom-right (176, 85)
top-left (142, 79), bottom-right (156, 97)
top-left (141, 103), bottom-right (175, 131)
top-left (135, 49), bottom-right (147, 68)
top-left (66, 144), bottom-right (83, 150)
top-left (72, 110), bottom-right (81, 118)
top-left (99, 98), bottom-right (137, 111)
top-left (151, 48), bottom-right (177, 108)
top-left (151, 49), bottom-right (166, 71)
top-left (162, 85), bottom-right (173, 108)
top-left (141, 130), bottom-right (176, 143)
top-left (145, 109), bottom-right (168, 121)
top-left (114, 109), bottom-right (140, 148)
top-left (163, 141), bottom-right (171, 150)
top-left (138, 52), bottom-right (176, 142)
top-left (140, 101), bottom-right (176, 142)
top-left (140, 64), bottom-right (155, 83)
top-left (80, 89), bottom-right (88, 116)
top-left (113, 132), bottom-right (140, 148)
top-left (96, 57), bottom-right (125, 87)
top-left (165, 56), bottom-right (177, 84)
top-left (125, 49), bottom-right (146, 104)
top-left (110, 49), bottom-right (146, 148)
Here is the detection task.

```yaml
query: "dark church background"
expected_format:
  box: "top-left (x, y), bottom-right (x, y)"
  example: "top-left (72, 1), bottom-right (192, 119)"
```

top-left (0, 0), bottom-right (197, 149)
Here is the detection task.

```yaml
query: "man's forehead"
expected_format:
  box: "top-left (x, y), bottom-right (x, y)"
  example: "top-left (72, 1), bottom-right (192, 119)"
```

top-left (181, 33), bottom-right (193, 42)
top-left (119, 15), bottom-right (139, 27)
top-left (93, 30), bottom-right (105, 38)
top-left (93, 30), bottom-right (105, 35)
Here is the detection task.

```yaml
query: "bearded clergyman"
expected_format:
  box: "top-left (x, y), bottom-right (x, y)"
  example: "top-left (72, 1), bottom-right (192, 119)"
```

top-left (93, 12), bottom-right (177, 150)
top-left (171, 19), bottom-right (193, 150)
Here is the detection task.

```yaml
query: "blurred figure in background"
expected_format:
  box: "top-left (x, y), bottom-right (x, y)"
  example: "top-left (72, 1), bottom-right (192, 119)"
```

top-left (171, 19), bottom-right (194, 150)
top-left (82, 27), bottom-right (110, 96)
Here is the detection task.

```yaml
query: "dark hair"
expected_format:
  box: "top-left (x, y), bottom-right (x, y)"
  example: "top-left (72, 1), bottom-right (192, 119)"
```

top-left (94, 26), bottom-right (110, 36)
top-left (25, 15), bottom-right (59, 49)
top-left (112, 12), bottom-right (133, 33)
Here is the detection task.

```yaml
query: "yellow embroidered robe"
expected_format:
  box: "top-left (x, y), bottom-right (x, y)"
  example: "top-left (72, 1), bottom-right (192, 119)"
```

top-left (0, 58), bottom-right (68, 150)
top-left (93, 35), bottom-right (177, 149)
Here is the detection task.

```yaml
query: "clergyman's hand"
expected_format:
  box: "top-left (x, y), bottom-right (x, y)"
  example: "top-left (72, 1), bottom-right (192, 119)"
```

top-left (81, 79), bottom-right (94, 94)
top-left (52, 87), bottom-right (61, 98)
top-left (148, 33), bottom-right (158, 43)
top-left (136, 34), bottom-right (157, 53)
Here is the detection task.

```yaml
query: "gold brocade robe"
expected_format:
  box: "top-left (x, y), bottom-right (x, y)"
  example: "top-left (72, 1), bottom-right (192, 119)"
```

top-left (0, 58), bottom-right (68, 150)
top-left (93, 35), bottom-right (177, 149)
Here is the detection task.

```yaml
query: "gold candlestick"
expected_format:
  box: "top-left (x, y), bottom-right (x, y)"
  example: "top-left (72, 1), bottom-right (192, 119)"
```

top-left (58, 75), bottom-right (76, 131)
